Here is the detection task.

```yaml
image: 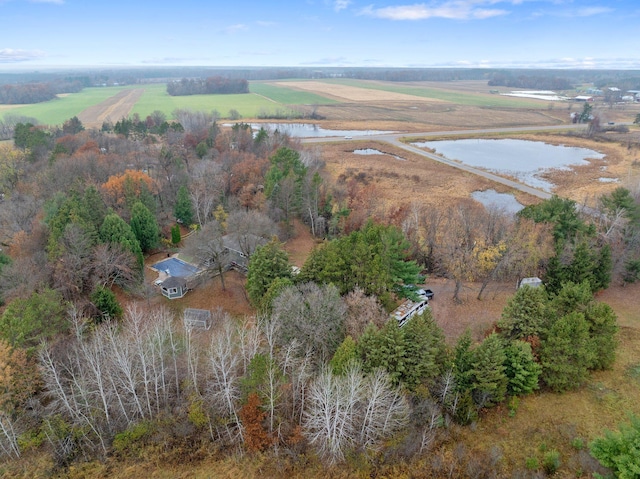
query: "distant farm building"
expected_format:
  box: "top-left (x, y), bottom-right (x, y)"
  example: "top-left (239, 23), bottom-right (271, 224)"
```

top-left (574, 95), bottom-right (594, 102)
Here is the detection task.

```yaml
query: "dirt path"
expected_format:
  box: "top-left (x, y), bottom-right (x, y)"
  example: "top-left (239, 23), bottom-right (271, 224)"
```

top-left (77, 88), bottom-right (145, 128)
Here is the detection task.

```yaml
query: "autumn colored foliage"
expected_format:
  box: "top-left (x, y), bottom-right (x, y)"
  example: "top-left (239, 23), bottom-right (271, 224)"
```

top-left (239, 393), bottom-right (272, 452)
top-left (101, 169), bottom-right (157, 208)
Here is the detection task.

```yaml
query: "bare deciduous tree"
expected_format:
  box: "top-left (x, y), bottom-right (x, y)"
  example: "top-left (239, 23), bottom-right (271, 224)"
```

top-left (271, 282), bottom-right (346, 367)
top-left (343, 287), bottom-right (388, 339)
top-left (303, 365), bottom-right (409, 465)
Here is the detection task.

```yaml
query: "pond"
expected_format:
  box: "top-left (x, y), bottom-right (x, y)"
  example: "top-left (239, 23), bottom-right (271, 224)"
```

top-left (353, 148), bottom-right (405, 161)
top-left (411, 139), bottom-right (606, 191)
top-left (471, 189), bottom-right (524, 215)
top-left (230, 123), bottom-right (395, 138)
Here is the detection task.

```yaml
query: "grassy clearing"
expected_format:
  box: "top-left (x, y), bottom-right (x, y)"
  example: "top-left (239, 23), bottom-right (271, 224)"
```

top-left (250, 82), bottom-right (338, 105)
top-left (0, 86), bottom-right (136, 125)
top-left (129, 83), bottom-right (279, 119)
top-left (321, 78), bottom-right (554, 109)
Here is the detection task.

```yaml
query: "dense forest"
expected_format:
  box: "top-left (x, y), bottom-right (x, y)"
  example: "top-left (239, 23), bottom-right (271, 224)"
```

top-left (166, 76), bottom-right (250, 96)
top-left (487, 73), bottom-right (574, 91)
top-left (0, 109), bottom-right (638, 477)
top-left (0, 77), bottom-right (89, 104)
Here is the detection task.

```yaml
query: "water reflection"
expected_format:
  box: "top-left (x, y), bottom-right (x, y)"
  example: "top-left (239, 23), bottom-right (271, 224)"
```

top-left (228, 123), bottom-right (395, 138)
top-left (471, 189), bottom-right (524, 215)
top-left (353, 148), bottom-right (405, 160)
top-left (411, 139), bottom-right (605, 191)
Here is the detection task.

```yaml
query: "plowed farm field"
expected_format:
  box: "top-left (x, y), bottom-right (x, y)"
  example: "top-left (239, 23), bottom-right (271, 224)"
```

top-left (77, 88), bottom-right (145, 128)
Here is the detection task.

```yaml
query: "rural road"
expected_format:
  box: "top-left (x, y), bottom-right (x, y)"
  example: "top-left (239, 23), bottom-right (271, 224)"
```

top-left (302, 123), bottom-right (591, 200)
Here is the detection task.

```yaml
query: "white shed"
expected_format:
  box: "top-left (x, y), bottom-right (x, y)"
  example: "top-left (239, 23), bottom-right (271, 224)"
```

top-left (518, 277), bottom-right (542, 289)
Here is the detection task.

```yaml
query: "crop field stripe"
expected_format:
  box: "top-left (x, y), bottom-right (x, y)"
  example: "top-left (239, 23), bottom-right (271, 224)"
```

top-left (249, 82), bottom-right (338, 105)
top-left (323, 78), bottom-right (550, 109)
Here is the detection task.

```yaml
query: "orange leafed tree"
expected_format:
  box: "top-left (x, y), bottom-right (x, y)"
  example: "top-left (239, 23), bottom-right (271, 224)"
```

top-left (239, 392), bottom-right (272, 452)
top-left (101, 169), bottom-right (157, 208)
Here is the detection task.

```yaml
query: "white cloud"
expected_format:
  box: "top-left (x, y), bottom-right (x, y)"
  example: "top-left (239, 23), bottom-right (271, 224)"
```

top-left (574, 6), bottom-right (612, 17)
top-left (359, 1), bottom-right (509, 20)
top-left (530, 4), bottom-right (613, 19)
top-left (429, 56), bottom-right (640, 69)
top-left (334, 0), bottom-right (351, 11)
top-left (0, 48), bottom-right (45, 63)
top-left (224, 24), bottom-right (248, 34)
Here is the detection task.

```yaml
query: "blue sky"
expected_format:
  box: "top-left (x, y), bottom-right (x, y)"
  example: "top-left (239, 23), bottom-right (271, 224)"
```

top-left (1, 0), bottom-right (639, 70)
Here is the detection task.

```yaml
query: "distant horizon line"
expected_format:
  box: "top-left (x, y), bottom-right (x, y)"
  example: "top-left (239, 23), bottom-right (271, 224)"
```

top-left (1, 64), bottom-right (640, 72)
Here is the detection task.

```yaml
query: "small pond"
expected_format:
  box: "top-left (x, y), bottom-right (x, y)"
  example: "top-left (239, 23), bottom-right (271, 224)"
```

top-left (411, 139), bottom-right (606, 191)
top-left (353, 148), bottom-right (405, 161)
top-left (471, 189), bottom-right (524, 215)
top-left (225, 122), bottom-right (395, 138)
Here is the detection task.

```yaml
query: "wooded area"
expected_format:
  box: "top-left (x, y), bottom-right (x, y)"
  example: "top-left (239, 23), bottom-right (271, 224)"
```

top-left (0, 100), bottom-right (638, 477)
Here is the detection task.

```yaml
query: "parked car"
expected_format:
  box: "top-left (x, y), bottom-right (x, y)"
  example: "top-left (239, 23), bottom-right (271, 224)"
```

top-left (416, 288), bottom-right (434, 301)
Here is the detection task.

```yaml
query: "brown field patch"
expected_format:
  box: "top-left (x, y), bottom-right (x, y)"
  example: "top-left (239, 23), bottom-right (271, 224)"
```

top-left (77, 88), bottom-right (145, 129)
top-left (281, 80), bottom-right (445, 103)
top-left (309, 103), bottom-right (569, 133)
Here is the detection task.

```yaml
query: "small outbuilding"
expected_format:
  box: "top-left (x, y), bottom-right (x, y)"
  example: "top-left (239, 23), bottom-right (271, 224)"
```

top-left (183, 308), bottom-right (212, 330)
top-left (518, 277), bottom-right (543, 289)
top-left (160, 276), bottom-right (189, 299)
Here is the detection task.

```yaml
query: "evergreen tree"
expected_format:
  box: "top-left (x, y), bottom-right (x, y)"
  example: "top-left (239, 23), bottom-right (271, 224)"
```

top-left (453, 330), bottom-right (475, 394)
top-left (90, 286), bottom-right (123, 322)
top-left (171, 224), bottom-right (181, 245)
top-left (299, 220), bottom-right (421, 305)
top-left (544, 254), bottom-right (565, 296)
top-left (174, 185), bottom-right (194, 225)
top-left (358, 320), bottom-right (407, 387)
top-left (100, 213), bottom-right (144, 269)
top-left (540, 312), bottom-right (594, 392)
top-left (589, 415), bottom-right (640, 479)
top-left (592, 243), bottom-right (612, 292)
top-left (503, 340), bottom-right (541, 396)
top-left (471, 333), bottom-right (508, 408)
top-left (498, 284), bottom-right (549, 340)
top-left (330, 336), bottom-right (359, 376)
top-left (129, 201), bottom-right (159, 253)
top-left (584, 302), bottom-right (618, 370)
top-left (0, 289), bottom-right (68, 354)
top-left (566, 240), bottom-right (595, 287)
top-left (82, 185), bottom-right (107, 232)
top-left (549, 281), bottom-right (593, 318)
top-left (246, 239), bottom-right (292, 307)
top-left (357, 311), bottom-right (447, 391)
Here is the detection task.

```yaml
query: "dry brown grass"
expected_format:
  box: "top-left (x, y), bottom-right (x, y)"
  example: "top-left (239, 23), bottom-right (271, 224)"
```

top-left (281, 81), bottom-right (446, 103)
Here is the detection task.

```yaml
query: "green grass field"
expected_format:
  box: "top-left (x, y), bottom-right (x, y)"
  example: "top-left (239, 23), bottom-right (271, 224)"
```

top-left (249, 82), bottom-right (337, 105)
top-left (0, 86), bottom-right (137, 125)
top-left (130, 84), bottom-right (282, 119)
top-left (0, 82), bottom-right (338, 127)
